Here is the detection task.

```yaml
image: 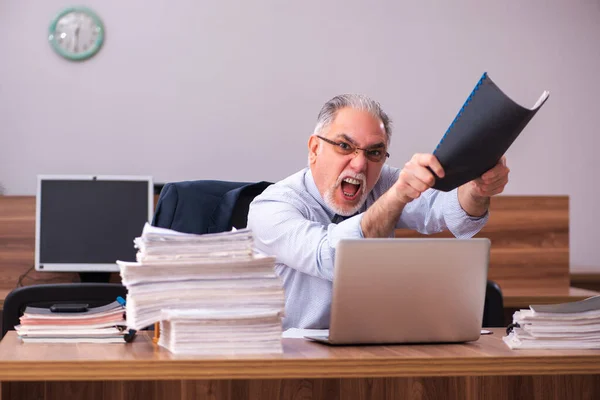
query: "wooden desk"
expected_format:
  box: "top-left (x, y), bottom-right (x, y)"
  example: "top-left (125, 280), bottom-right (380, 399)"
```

top-left (1, 330), bottom-right (600, 400)
top-left (503, 287), bottom-right (600, 308)
top-left (572, 272), bottom-right (600, 292)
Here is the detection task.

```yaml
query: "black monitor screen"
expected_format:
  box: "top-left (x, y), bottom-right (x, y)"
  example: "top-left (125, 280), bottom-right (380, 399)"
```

top-left (39, 179), bottom-right (149, 266)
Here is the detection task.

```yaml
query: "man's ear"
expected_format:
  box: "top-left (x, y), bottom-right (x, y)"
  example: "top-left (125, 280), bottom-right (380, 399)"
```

top-left (308, 135), bottom-right (319, 165)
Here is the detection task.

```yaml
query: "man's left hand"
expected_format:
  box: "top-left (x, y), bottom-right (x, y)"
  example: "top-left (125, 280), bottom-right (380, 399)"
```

top-left (458, 156), bottom-right (510, 217)
top-left (468, 156), bottom-right (510, 198)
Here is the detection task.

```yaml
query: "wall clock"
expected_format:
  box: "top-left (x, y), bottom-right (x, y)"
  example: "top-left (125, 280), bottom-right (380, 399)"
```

top-left (48, 7), bottom-right (105, 61)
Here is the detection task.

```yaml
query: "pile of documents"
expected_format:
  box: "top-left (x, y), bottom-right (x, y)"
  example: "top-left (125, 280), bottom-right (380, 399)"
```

top-left (118, 223), bottom-right (285, 355)
top-left (159, 308), bottom-right (283, 355)
top-left (503, 295), bottom-right (600, 349)
top-left (16, 301), bottom-right (128, 343)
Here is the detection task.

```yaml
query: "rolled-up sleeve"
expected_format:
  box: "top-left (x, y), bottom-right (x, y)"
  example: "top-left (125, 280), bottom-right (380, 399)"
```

top-left (395, 188), bottom-right (488, 238)
top-left (442, 188), bottom-right (489, 238)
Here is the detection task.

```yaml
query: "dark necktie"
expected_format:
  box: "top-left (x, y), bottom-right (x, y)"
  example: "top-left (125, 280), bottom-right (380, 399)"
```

top-left (332, 213), bottom-right (357, 224)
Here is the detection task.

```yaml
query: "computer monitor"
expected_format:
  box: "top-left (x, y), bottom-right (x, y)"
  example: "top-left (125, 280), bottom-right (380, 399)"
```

top-left (35, 175), bottom-right (153, 273)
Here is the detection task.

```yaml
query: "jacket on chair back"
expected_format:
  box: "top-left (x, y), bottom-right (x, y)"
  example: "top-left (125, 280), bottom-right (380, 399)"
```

top-left (152, 180), bottom-right (273, 234)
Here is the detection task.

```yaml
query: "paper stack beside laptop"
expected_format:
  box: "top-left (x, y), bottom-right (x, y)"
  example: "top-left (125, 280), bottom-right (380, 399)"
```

top-left (117, 223), bottom-right (285, 355)
top-left (15, 301), bottom-right (127, 343)
top-left (503, 295), bottom-right (600, 349)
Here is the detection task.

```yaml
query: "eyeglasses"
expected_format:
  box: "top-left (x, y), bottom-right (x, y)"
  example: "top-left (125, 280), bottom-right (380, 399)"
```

top-left (315, 135), bottom-right (390, 163)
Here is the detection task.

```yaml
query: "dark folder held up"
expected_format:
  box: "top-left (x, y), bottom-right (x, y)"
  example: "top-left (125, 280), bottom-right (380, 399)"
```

top-left (431, 72), bottom-right (549, 192)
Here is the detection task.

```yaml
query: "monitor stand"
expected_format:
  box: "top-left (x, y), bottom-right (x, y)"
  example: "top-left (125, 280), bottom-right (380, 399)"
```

top-left (78, 272), bottom-right (111, 283)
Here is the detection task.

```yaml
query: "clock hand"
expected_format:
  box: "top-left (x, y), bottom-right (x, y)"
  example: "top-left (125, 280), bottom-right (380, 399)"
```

top-left (73, 25), bottom-right (80, 52)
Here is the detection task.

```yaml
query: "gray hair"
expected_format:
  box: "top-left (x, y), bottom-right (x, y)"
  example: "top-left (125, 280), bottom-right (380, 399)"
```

top-left (313, 94), bottom-right (393, 142)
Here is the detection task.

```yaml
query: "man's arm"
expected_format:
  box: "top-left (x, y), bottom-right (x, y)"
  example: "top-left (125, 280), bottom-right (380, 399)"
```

top-left (247, 192), bottom-right (363, 282)
top-left (457, 185), bottom-right (490, 217)
top-left (360, 187), bottom-right (405, 238)
top-left (363, 156), bottom-right (490, 239)
top-left (396, 156), bottom-right (510, 237)
top-left (361, 153), bottom-right (445, 238)
top-left (457, 156), bottom-right (510, 217)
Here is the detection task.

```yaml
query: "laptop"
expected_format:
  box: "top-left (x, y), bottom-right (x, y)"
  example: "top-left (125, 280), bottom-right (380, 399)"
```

top-left (305, 238), bottom-right (490, 345)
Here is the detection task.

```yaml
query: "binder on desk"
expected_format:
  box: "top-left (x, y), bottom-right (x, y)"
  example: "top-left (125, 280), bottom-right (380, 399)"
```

top-left (431, 72), bottom-right (550, 191)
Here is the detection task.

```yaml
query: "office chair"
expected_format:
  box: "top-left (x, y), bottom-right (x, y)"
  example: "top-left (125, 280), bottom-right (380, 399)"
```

top-left (482, 280), bottom-right (505, 327)
top-left (1, 283), bottom-right (127, 339)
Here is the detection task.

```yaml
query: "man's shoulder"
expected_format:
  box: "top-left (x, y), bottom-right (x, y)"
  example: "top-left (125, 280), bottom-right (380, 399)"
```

top-left (371, 164), bottom-right (401, 194)
top-left (254, 168), bottom-right (311, 204)
top-left (379, 164), bottom-right (400, 180)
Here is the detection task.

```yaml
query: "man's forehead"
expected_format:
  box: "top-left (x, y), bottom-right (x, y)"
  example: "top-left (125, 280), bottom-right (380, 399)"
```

top-left (328, 126), bottom-right (388, 147)
top-left (332, 132), bottom-right (387, 148)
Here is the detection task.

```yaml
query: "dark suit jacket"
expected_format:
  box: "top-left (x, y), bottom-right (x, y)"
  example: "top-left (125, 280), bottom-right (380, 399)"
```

top-left (152, 180), bottom-right (272, 234)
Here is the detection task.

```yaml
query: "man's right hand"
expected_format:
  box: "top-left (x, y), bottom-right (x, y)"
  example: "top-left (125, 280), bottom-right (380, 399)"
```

top-left (393, 153), bottom-right (445, 204)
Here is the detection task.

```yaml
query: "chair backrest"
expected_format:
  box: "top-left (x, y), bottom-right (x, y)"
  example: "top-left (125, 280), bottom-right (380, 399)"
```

top-left (152, 180), bottom-right (272, 234)
top-left (1, 283), bottom-right (127, 339)
top-left (482, 280), bottom-right (505, 327)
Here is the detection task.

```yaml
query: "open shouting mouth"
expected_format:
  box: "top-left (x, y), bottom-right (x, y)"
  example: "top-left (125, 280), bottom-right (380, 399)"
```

top-left (340, 177), bottom-right (362, 201)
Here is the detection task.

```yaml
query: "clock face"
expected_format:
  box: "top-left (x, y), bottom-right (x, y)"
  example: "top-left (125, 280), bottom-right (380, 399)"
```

top-left (48, 7), bottom-right (104, 61)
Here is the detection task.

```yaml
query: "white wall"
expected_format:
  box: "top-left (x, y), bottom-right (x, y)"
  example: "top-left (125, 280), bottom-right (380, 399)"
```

top-left (1, 1), bottom-right (598, 271)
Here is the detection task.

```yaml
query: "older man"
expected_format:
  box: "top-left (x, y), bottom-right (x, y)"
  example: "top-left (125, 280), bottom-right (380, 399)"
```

top-left (247, 94), bottom-right (509, 329)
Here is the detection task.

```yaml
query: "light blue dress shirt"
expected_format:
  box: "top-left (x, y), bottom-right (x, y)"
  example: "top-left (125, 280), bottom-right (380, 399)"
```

top-left (247, 165), bottom-right (488, 329)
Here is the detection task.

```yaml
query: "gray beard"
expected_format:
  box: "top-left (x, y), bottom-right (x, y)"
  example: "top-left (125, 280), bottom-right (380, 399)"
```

top-left (323, 183), bottom-right (368, 217)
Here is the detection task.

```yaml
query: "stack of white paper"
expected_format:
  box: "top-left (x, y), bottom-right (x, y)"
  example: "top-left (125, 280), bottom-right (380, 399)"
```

top-left (133, 223), bottom-right (255, 263)
top-left (503, 296), bottom-right (600, 349)
top-left (118, 223), bottom-right (285, 355)
top-left (15, 301), bottom-right (127, 343)
top-left (159, 309), bottom-right (283, 355)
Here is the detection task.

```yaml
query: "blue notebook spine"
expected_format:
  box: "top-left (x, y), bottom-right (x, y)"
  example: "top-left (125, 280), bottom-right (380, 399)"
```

top-left (434, 72), bottom-right (488, 153)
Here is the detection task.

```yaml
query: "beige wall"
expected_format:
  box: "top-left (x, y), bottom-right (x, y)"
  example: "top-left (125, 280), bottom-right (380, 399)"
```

top-left (0, 0), bottom-right (598, 271)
